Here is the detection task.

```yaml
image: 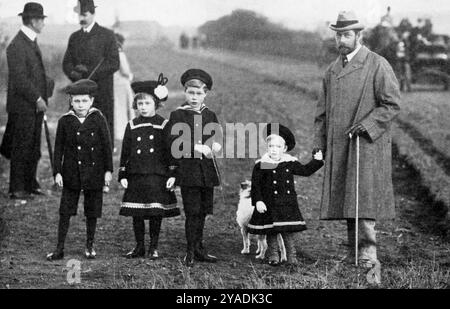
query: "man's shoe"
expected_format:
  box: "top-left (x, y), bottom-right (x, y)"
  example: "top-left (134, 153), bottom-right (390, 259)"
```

top-left (125, 246), bottom-right (145, 259)
top-left (10, 191), bottom-right (33, 200)
top-left (85, 247), bottom-right (97, 259)
top-left (46, 250), bottom-right (64, 261)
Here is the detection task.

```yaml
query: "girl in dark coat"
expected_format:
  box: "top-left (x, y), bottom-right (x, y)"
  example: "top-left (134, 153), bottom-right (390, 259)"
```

top-left (119, 74), bottom-right (180, 259)
top-left (247, 124), bottom-right (324, 266)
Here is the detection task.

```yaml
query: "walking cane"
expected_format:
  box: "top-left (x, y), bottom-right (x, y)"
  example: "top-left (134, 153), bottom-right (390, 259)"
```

top-left (43, 114), bottom-right (55, 176)
top-left (211, 153), bottom-right (226, 206)
top-left (349, 133), bottom-right (360, 267)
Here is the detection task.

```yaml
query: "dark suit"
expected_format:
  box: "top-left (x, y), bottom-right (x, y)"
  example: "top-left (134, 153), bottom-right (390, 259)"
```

top-left (0, 30), bottom-right (48, 193)
top-left (62, 23), bottom-right (119, 142)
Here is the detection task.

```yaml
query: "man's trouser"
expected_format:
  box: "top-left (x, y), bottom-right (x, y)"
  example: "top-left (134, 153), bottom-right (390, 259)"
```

top-left (347, 219), bottom-right (377, 264)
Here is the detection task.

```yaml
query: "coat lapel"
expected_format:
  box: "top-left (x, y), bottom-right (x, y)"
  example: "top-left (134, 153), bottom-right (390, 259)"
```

top-left (336, 46), bottom-right (369, 79)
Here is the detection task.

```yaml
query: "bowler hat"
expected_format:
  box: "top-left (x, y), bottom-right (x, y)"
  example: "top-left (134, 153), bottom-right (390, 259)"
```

top-left (263, 123), bottom-right (296, 151)
top-left (132, 73), bottom-right (169, 102)
top-left (18, 2), bottom-right (47, 18)
top-left (74, 0), bottom-right (97, 14)
top-left (65, 79), bottom-right (98, 96)
top-left (181, 69), bottom-right (213, 90)
top-left (329, 11), bottom-right (365, 31)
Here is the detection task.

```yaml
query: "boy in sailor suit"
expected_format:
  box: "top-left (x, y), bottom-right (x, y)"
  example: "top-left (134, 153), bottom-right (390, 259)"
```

top-left (47, 79), bottom-right (113, 261)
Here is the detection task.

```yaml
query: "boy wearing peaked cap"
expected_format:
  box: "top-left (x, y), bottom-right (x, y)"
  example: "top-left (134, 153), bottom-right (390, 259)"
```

top-left (118, 74), bottom-right (180, 260)
top-left (47, 79), bottom-right (113, 261)
top-left (167, 69), bottom-right (222, 267)
top-left (247, 124), bottom-right (324, 266)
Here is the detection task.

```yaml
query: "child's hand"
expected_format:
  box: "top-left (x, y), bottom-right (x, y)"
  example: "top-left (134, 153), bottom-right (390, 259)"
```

top-left (120, 179), bottom-right (128, 189)
top-left (194, 144), bottom-right (212, 157)
top-left (256, 201), bottom-right (267, 214)
top-left (55, 173), bottom-right (63, 187)
top-left (313, 150), bottom-right (323, 161)
top-left (166, 177), bottom-right (176, 191)
top-left (104, 171), bottom-right (112, 187)
top-left (212, 142), bottom-right (222, 153)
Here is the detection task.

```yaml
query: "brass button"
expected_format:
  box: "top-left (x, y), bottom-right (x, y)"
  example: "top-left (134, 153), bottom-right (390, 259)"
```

top-left (150, 148), bottom-right (154, 153)
top-left (137, 149), bottom-right (141, 154)
top-left (78, 161), bottom-right (81, 165)
top-left (137, 137), bottom-right (141, 141)
top-left (149, 135), bottom-right (154, 140)
top-left (77, 146), bottom-right (81, 150)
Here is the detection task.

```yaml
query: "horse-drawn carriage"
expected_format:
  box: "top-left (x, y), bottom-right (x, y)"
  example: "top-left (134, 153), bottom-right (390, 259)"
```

top-left (320, 23), bottom-right (450, 91)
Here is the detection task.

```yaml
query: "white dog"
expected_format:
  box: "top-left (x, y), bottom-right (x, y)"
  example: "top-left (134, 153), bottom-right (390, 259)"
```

top-left (236, 180), bottom-right (286, 261)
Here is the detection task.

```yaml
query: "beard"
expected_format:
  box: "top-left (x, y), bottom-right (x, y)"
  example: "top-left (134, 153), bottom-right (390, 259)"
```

top-left (79, 20), bottom-right (87, 26)
top-left (337, 39), bottom-right (358, 55)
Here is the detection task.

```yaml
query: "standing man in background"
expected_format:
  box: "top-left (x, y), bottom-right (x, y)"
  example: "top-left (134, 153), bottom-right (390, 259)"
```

top-left (0, 2), bottom-right (52, 200)
top-left (313, 11), bottom-right (401, 270)
top-left (63, 0), bottom-right (119, 146)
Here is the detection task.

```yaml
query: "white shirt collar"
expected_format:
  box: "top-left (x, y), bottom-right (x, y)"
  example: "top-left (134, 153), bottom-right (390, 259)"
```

top-left (346, 44), bottom-right (362, 62)
top-left (83, 21), bottom-right (96, 33)
top-left (20, 25), bottom-right (37, 42)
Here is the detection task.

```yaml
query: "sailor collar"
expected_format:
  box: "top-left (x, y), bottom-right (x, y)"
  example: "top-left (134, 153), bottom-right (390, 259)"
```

top-left (177, 103), bottom-right (208, 114)
top-left (256, 153), bottom-right (298, 165)
top-left (129, 115), bottom-right (168, 130)
top-left (63, 107), bottom-right (101, 121)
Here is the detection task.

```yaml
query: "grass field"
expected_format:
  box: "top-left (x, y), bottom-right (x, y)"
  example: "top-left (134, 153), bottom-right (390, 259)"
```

top-left (0, 45), bottom-right (449, 289)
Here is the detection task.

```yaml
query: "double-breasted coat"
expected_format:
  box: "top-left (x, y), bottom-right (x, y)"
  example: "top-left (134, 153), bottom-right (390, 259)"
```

top-left (118, 115), bottom-right (179, 218)
top-left (54, 108), bottom-right (113, 190)
top-left (167, 104), bottom-right (221, 188)
top-left (0, 30), bottom-right (49, 193)
top-left (313, 46), bottom-right (401, 220)
top-left (62, 23), bottom-right (120, 142)
top-left (247, 154), bottom-right (324, 234)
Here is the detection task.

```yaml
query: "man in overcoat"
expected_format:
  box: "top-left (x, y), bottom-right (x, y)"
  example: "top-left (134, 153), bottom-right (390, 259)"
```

top-left (62, 0), bottom-right (119, 143)
top-left (0, 3), bottom-right (51, 199)
top-left (313, 11), bottom-right (401, 268)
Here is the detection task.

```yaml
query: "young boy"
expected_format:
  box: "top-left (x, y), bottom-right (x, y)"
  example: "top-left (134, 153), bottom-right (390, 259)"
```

top-left (46, 79), bottom-right (113, 261)
top-left (167, 69), bottom-right (222, 267)
top-left (247, 124), bottom-right (323, 266)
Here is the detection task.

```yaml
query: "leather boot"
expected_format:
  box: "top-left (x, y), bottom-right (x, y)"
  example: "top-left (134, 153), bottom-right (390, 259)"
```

top-left (184, 215), bottom-right (196, 267)
top-left (283, 233), bottom-right (298, 265)
top-left (149, 217), bottom-right (162, 260)
top-left (125, 241), bottom-right (145, 259)
top-left (267, 234), bottom-right (280, 266)
top-left (47, 215), bottom-right (70, 261)
top-left (85, 217), bottom-right (97, 259)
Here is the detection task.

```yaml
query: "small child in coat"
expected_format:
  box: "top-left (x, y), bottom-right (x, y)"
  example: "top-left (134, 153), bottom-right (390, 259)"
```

top-left (119, 74), bottom-right (180, 259)
top-left (167, 69), bottom-right (222, 267)
top-left (247, 124), bottom-right (324, 266)
top-left (47, 79), bottom-right (113, 261)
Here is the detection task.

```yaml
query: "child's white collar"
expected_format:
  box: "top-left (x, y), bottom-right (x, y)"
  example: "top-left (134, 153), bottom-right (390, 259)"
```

top-left (256, 153), bottom-right (298, 164)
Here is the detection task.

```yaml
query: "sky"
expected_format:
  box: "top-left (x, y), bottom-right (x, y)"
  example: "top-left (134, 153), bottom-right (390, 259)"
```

top-left (1, 0), bottom-right (450, 33)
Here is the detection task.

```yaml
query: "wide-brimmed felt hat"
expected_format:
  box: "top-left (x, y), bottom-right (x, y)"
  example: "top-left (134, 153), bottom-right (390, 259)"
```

top-left (329, 11), bottom-right (365, 31)
top-left (18, 2), bottom-right (47, 18)
top-left (65, 79), bottom-right (98, 96)
top-left (263, 123), bottom-right (296, 151)
top-left (74, 0), bottom-right (97, 14)
top-left (132, 73), bottom-right (169, 102)
top-left (181, 69), bottom-right (213, 90)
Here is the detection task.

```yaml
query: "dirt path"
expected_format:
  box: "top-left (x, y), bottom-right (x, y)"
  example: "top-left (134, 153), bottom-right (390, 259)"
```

top-left (0, 46), bottom-right (448, 289)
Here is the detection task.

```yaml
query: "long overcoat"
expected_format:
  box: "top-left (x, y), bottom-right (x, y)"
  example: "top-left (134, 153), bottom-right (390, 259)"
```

top-left (313, 46), bottom-right (401, 220)
top-left (62, 23), bottom-right (119, 141)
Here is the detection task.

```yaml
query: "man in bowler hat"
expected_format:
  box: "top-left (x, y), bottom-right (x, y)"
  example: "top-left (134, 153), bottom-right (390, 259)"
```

top-left (62, 0), bottom-right (119, 144)
top-left (0, 2), bottom-right (53, 200)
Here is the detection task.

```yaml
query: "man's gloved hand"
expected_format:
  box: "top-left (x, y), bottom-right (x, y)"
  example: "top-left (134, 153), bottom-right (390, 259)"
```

top-left (345, 123), bottom-right (368, 139)
top-left (36, 97), bottom-right (47, 113)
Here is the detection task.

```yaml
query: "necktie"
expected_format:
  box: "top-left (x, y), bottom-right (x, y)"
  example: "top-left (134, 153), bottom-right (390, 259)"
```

top-left (343, 55), bottom-right (349, 68)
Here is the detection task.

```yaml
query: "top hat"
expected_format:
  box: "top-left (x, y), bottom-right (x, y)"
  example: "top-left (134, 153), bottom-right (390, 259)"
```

top-left (18, 2), bottom-right (47, 18)
top-left (65, 79), bottom-right (98, 96)
top-left (181, 69), bottom-right (213, 90)
top-left (263, 123), bottom-right (296, 151)
top-left (329, 11), bottom-right (365, 31)
top-left (74, 0), bottom-right (97, 14)
top-left (132, 73), bottom-right (169, 102)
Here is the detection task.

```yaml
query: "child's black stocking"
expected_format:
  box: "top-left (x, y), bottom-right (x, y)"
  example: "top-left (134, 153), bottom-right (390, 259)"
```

top-left (149, 216), bottom-right (162, 250)
top-left (56, 215), bottom-right (71, 251)
top-left (132, 217), bottom-right (145, 246)
top-left (86, 217), bottom-right (97, 249)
